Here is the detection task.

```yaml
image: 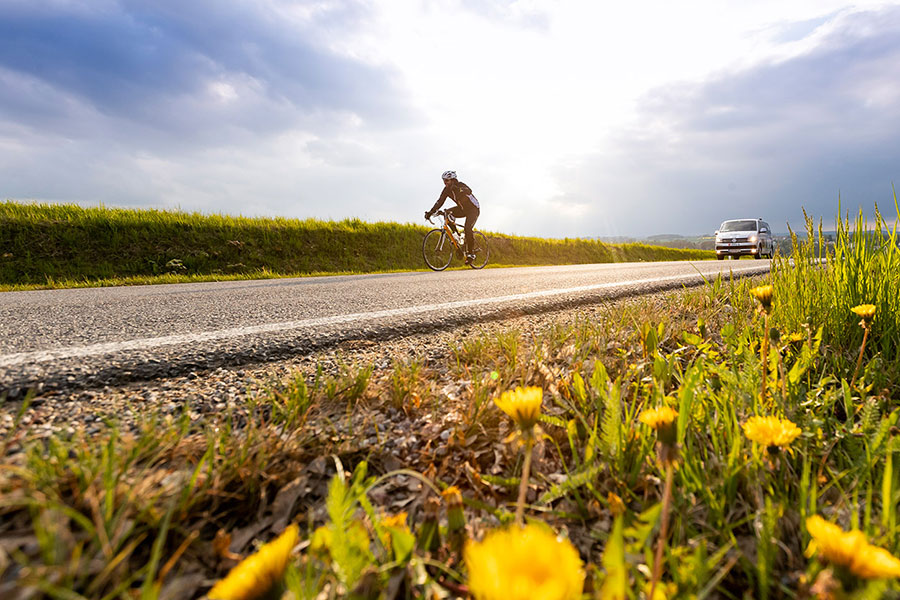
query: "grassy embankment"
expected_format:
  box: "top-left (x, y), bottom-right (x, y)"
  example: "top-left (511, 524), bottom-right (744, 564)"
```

top-left (0, 201), bottom-right (714, 290)
top-left (4, 198), bottom-right (900, 598)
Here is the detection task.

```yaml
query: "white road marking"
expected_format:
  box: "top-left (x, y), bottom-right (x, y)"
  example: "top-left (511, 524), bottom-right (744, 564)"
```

top-left (0, 265), bottom-right (768, 368)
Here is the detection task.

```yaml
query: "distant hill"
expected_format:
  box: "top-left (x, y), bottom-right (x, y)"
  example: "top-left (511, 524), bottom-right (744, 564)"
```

top-left (646, 234), bottom-right (687, 241)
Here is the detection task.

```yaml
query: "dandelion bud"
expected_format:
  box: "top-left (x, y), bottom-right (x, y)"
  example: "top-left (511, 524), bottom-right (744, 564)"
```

top-left (416, 496), bottom-right (442, 554)
top-left (443, 486), bottom-right (466, 533)
top-left (443, 486), bottom-right (468, 557)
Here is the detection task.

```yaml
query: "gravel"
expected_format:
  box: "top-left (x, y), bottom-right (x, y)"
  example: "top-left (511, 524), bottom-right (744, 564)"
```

top-left (1, 299), bottom-right (629, 441)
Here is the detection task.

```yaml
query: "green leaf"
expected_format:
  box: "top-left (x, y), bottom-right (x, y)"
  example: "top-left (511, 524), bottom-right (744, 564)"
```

top-left (600, 377), bottom-right (622, 461)
top-left (599, 516), bottom-right (626, 600)
top-left (388, 527), bottom-right (416, 564)
top-left (572, 372), bottom-right (588, 407)
top-left (682, 331), bottom-right (703, 346)
top-left (538, 462), bottom-right (605, 504)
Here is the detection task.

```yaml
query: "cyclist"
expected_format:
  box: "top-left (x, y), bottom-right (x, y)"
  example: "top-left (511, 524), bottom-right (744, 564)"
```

top-left (424, 170), bottom-right (481, 265)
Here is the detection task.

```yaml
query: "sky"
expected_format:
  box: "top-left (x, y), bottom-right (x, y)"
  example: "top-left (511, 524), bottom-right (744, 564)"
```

top-left (2, 1), bottom-right (900, 238)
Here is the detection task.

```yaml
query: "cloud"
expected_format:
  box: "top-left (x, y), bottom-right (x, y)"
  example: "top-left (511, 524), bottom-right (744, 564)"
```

top-left (3, 2), bottom-right (900, 240)
top-left (458, 0), bottom-right (552, 31)
top-left (0, 0), bottom-right (415, 142)
top-left (545, 6), bottom-right (900, 237)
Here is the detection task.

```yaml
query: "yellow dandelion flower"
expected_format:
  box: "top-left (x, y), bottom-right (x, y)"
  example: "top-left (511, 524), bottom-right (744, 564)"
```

top-left (607, 493), bottom-right (625, 518)
top-left (379, 511), bottom-right (411, 554)
top-left (381, 511), bottom-right (408, 530)
top-left (465, 524), bottom-right (584, 600)
top-left (638, 407), bottom-right (678, 431)
top-left (208, 524), bottom-right (298, 600)
top-left (750, 284), bottom-right (774, 312)
top-left (742, 415), bottom-right (801, 450)
top-left (639, 406), bottom-right (679, 456)
top-left (784, 332), bottom-right (805, 346)
top-left (806, 516), bottom-right (900, 579)
top-left (853, 544), bottom-right (900, 579)
top-left (309, 525), bottom-right (331, 558)
top-left (495, 386), bottom-right (543, 431)
top-left (851, 304), bottom-right (876, 323)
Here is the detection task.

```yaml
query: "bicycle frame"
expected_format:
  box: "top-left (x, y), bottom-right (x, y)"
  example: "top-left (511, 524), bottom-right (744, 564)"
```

top-left (434, 211), bottom-right (464, 251)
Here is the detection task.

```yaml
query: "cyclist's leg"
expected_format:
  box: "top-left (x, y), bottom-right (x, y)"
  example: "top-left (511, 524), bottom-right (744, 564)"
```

top-left (463, 207), bottom-right (479, 255)
top-left (448, 206), bottom-right (466, 236)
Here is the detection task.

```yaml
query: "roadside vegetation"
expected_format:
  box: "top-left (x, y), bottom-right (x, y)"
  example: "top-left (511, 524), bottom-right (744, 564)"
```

top-left (3, 197), bottom-right (900, 599)
top-left (0, 202), bottom-right (713, 290)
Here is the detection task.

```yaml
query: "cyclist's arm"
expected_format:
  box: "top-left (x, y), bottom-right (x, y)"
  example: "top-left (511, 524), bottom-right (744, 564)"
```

top-left (427, 187), bottom-right (452, 215)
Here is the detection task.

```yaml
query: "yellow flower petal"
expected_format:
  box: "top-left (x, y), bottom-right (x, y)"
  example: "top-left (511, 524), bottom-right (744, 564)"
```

top-left (495, 386), bottom-right (543, 431)
top-left (638, 407), bottom-right (678, 431)
top-left (853, 544), bottom-right (900, 579)
top-left (380, 511), bottom-right (408, 530)
top-left (465, 524), bottom-right (584, 600)
top-left (750, 285), bottom-right (774, 311)
top-left (208, 524), bottom-right (298, 600)
top-left (742, 415), bottom-right (801, 449)
top-left (806, 516), bottom-right (900, 579)
top-left (851, 304), bottom-right (876, 321)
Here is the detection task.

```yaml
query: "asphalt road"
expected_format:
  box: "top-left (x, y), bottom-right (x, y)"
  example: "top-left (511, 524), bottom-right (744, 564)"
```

top-left (0, 260), bottom-right (771, 394)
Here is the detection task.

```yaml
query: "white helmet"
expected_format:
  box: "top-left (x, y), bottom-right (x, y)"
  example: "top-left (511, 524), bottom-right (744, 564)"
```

top-left (441, 170), bottom-right (457, 181)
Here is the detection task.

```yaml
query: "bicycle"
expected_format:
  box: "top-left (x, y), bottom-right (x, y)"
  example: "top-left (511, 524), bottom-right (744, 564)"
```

top-left (423, 209), bottom-right (489, 271)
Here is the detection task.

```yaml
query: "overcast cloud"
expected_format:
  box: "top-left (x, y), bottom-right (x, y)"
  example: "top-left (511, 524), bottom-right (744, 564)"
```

top-left (2, 1), bottom-right (899, 237)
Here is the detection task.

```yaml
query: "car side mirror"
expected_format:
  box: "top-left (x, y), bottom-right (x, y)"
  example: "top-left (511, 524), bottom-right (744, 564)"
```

top-left (714, 230), bottom-right (719, 235)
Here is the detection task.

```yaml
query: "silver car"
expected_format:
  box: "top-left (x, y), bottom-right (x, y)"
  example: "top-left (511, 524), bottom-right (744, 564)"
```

top-left (715, 218), bottom-right (775, 260)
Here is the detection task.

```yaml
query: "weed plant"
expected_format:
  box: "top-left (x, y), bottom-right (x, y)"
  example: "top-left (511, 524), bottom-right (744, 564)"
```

top-left (3, 199), bottom-right (900, 598)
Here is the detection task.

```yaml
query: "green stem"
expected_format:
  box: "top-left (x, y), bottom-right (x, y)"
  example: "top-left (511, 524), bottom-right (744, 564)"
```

top-left (649, 460), bottom-right (675, 600)
top-left (761, 313), bottom-right (769, 406)
top-left (515, 437), bottom-right (534, 527)
top-left (851, 325), bottom-right (869, 389)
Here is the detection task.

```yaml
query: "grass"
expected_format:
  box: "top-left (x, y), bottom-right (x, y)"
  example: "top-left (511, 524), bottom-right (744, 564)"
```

top-left (0, 201), bottom-right (714, 290)
top-left (3, 195), bottom-right (900, 598)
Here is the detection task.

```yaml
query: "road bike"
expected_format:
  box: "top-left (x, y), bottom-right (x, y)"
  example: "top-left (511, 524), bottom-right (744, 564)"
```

top-left (423, 209), bottom-right (489, 271)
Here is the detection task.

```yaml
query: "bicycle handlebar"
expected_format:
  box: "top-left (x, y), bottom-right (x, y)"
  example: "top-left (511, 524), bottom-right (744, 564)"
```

top-left (426, 209), bottom-right (455, 225)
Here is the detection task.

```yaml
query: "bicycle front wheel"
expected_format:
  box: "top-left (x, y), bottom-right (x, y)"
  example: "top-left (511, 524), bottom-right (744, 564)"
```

top-left (423, 229), bottom-right (454, 271)
top-left (469, 231), bottom-right (489, 269)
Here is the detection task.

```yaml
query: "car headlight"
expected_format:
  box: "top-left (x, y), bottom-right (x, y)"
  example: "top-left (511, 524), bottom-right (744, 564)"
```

top-left (748, 235), bottom-right (757, 243)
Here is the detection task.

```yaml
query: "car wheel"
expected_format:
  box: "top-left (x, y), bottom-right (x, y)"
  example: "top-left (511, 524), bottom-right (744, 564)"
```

top-left (717, 255), bottom-right (724, 260)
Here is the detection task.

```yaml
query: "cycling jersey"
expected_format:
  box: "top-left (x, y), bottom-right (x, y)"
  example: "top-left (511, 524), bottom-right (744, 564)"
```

top-left (429, 180), bottom-right (480, 214)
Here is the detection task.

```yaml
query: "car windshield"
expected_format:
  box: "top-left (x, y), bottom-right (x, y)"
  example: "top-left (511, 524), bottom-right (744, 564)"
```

top-left (720, 220), bottom-right (757, 232)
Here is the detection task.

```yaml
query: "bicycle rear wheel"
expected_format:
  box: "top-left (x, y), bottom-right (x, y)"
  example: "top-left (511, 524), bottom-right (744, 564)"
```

top-left (469, 231), bottom-right (489, 269)
top-left (423, 229), bottom-right (454, 271)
